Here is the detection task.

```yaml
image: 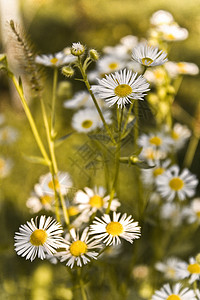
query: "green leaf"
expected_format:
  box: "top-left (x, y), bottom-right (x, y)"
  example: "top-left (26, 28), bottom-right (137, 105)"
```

top-left (23, 154), bottom-right (50, 166)
top-left (88, 133), bottom-right (111, 143)
top-left (54, 132), bottom-right (73, 147)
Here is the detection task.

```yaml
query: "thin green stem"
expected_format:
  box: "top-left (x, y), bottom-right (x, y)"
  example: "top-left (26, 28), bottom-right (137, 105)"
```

top-left (40, 97), bottom-right (70, 226)
top-left (122, 101), bottom-right (134, 136)
top-left (9, 73), bottom-right (50, 165)
top-left (77, 57), bottom-right (116, 145)
top-left (78, 269), bottom-right (88, 300)
top-left (51, 68), bottom-right (58, 137)
top-left (106, 108), bottom-right (123, 213)
top-left (133, 100), bottom-right (139, 148)
top-left (183, 134), bottom-right (199, 168)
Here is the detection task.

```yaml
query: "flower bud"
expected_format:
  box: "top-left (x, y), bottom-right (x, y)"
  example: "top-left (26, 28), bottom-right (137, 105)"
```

top-left (62, 66), bottom-right (74, 78)
top-left (71, 42), bottom-right (85, 56)
top-left (89, 49), bottom-right (99, 61)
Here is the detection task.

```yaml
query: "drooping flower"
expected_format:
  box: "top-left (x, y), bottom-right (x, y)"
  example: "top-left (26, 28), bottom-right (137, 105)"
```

top-left (132, 44), bottom-right (168, 67)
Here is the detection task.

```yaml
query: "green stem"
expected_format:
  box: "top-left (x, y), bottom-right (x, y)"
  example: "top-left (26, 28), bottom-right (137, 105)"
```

top-left (122, 101), bottom-right (134, 137)
top-left (40, 97), bottom-right (70, 226)
top-left (51, 68), bottom-right (58, 137)
top-left (133, 100), bottom-right (139, 148)
top-left (9, 73), bottom-right (50, 165)
top-left (78, 269), bottom-right (88, 300)
top-left (183, 134), bottom-right (199, 168)
top-left (106, 108), bottom-right (123, 213)
top-left (77, 57), bottom-right (116, 145)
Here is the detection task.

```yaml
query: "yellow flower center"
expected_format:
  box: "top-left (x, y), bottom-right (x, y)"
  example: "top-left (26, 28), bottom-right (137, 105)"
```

top-left (165, 34), bottom-right (176, 40)
top-left (141, 57), bottom-right (154, 66)
top-left (106, 221), bottom-right (124, 236)
top-left (108, 62), bottom-right (118, 70)
top-left (153, 167), bottom-right (164, 177)
top-left (69, 240), bottom-right (87, 256)
top-left (50, 57), bottom-right (58, 64)
top-left (40, 195), bottom-right (52, 205)
top-left (89, 195), bottom-right (104, 208)
top-left (171, 130), bottom-right (180, 140)
top-left (187, 263), bottom-right (200, 274)
top-left (82, 120), bottom-right (93, 129)
top-left (149, 136), bottom-right (162, 146)
top-left (196, 211), bottom-right (200, 218)
top-left (167, 295), bottom-right (181, 300)
top-left (154, 70), bottom-right (164, 79)
top-left (167, 267), bottom-right (176, 277)
top-left (114, 84), bottom-right (132, 98)
top-left (48, 179), bottom-right (60, 190)
top-left (67, 206), bottom-right (79, 217)
top-left (30, 229), bottom-right (48, 246)
top-left (169, 177), bottom-right (184, 191)
top-left (0, 158), bottom-right (5, 170)
top-left (177, 62), bottom-right (186, 73)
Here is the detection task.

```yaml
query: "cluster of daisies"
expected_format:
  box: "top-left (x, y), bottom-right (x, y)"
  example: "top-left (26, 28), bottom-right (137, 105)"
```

top-left (0, 113), bottom-right (18, 179)
top-left (15, 171), bottom-right (141, 267)
top-left (13, 9), bottom-right (200, 299)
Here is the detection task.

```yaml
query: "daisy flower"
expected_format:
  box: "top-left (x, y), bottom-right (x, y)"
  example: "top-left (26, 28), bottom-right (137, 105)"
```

top-left (151, 283), bottom-right (196, 300)
top-left (63, 91), bottom-right (106, 109)
top-left (138, 132), bottom-right (173, 153)
top-left (165, 61), bottom-right (199, 77)
top-left (160, 202), bottom-right (184, 227)
top-left (175, 257), bottom-right (200, 284)
top-left (0, 156), bottom-right (13, 178)
top-left (155, 257), bottom-right (182, 280)
top-left (74, 186), bottom-right (120, 214)
top-left (141, 159), bottom-right (171, 186)
top-left (150, 10), bottom-right (174, 26)
top-left (35, 51), bottom-right (76, 67)
top-left (91, 69), bottom-right (150, 108)
top-left (182, 198), bottom-right (200, 224)
top-left (89, 212), bottom-right (141, 246)
top-left (14, 216), bottom-right (65, 261)
top-left (71, 108), bottom-right (112, 133)
top-left (139, 147), bottom-right (167, 165)
top-left (144, 67), bottom-right (167, 85)
top-left (26, 184), bottom-right (54, 213)
top-left (0, 126), bottom-right (18, 144)
top-left (169, 123), bottom-right (191, 150)
top-left (97, 55), bottom-right (126, 74)
top-left (156, 165), bottom-right (198, 201)
top-left (103, 44), bottom-right (129, 60)
top-left (120, 35), bottom-right (139, 52)
top-left (157, 24), bottom-right (188, 41)
top-left (59, 227), bottom-right (101, 268)
top-left (132, 44), bottom-right (168, 67)
top-left (38, 171), bottom-right (72, 196)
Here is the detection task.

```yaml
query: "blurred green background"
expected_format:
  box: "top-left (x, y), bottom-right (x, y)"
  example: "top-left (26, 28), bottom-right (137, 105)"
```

top-left (0, 0), bottom-right (200, 299)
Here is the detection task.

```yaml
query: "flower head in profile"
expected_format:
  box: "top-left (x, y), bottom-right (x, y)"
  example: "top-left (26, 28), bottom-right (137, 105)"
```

top-left (89, 212), bottom-right (141, 246)
top-left (132, 44), bottom-right (168, 67)
top-left (165, 61), bottom-right (199, 77)
top-left (91, 69), bottom-right (150, 108)
top-left (151, 283), bottom-right (196, 300)
top-left (74, 186), bottom-right (120, 214)
top-left (71, 42), bottom-right (85, 56)
top-left (35, 51), bottom-right (76, 67)
top-left (59, 228), bottom-right (101, 268)
top-left (14, 216), bottom-right (65, 261)
top-left (156, 165), bottom-right (198, 202)
top-left (157, 24), bottom-right (188, 41)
